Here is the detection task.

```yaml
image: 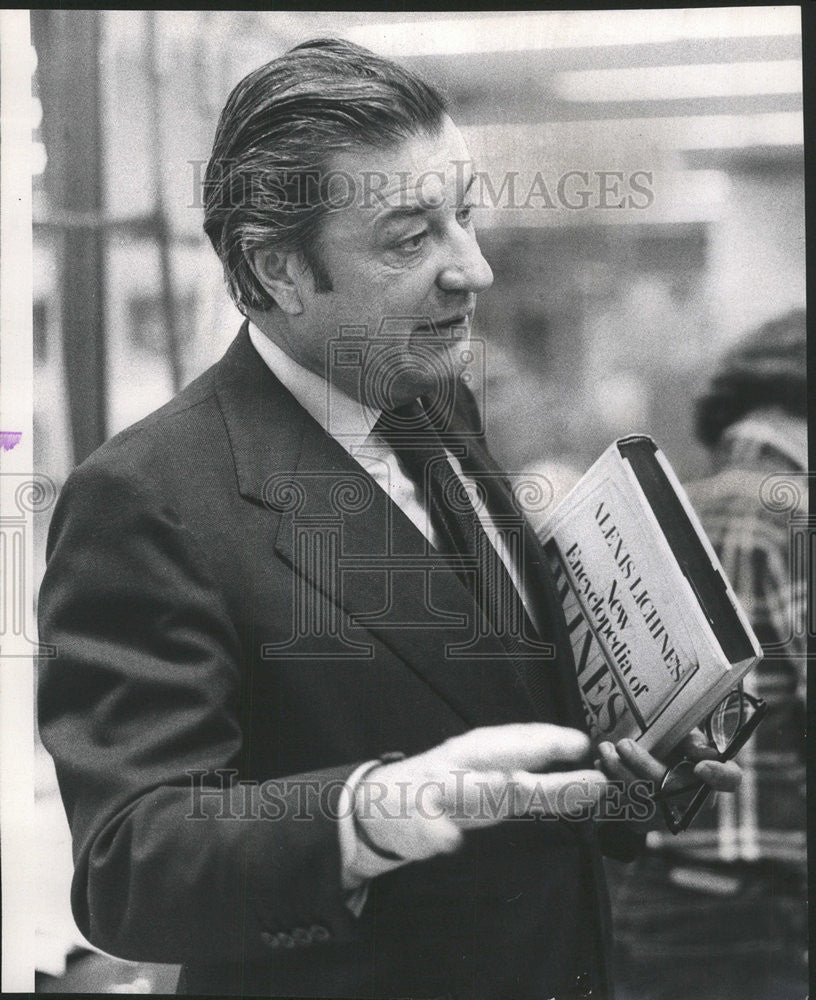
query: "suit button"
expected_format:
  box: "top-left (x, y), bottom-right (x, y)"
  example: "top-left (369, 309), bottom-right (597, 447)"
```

top-left (276, 932), bottom-right (297, 949)
top-left (261, 931), bottom-right (279, 949)
top-left (292, 927), bottom-right (311, 947)
top-left (309, 923), bottom-right (331, 942)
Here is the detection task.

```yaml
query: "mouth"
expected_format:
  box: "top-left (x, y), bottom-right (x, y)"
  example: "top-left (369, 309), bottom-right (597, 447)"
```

top-left (413, 313), bottom-right (471, 336)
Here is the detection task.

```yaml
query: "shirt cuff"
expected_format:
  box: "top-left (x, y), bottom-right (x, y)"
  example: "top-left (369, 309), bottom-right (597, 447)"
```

top-left (338, 759), bottom-right (410, 912)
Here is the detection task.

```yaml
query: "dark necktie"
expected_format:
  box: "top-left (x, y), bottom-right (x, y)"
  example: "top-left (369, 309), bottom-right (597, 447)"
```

top-left (373, 397), bottom-right (556, 718)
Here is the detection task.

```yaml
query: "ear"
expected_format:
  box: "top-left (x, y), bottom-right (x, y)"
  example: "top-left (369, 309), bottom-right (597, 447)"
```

top-left (249, 248), bottom-right (305, 315)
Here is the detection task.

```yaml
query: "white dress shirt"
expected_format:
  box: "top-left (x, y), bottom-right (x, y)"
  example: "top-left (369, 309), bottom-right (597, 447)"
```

top-left (247, 321), bottom-right (535, 908)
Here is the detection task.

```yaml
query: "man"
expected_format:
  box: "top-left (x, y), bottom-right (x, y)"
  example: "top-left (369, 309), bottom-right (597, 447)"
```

top-left (612, 309), bottom-right (808, 1000)
top-left (38, 38), bottom-right (738, 999)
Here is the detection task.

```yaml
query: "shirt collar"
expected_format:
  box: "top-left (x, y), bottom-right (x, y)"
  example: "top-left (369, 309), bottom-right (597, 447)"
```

top-left (247, 320), bottom-right (382, 452)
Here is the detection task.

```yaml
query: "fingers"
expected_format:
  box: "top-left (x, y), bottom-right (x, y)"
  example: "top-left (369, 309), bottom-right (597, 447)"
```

top-left (694, 759), bottom-right (742, 792)
top-left (444, 723), bottom-right (592, 773)
top-left (611, 738), bottom-right (666, 784)
top-left (605, 735), bottom-right (743, 797)
top-left (496, 767), bottom-right (608, 821)
top-left (534, 768), bottom-right (608, 817)
top-left (435, 767), bottom-right (607, 826)
top-left (441, 768), bottom-right (523, 827)
top-left (437, 766), bottom-right (607, 826)
top-left (613, 736), bottom-right (742, 793)
top-left (679, 729), bottom-right (720, 762)
top-left (361, 751), bottom-right (611, 866)
top-left (595, 741), bottom-right (634, 784)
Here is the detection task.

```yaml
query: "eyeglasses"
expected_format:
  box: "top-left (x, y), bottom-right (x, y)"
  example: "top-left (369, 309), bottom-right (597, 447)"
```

top-left (655, 685), bottom-right (767, 834)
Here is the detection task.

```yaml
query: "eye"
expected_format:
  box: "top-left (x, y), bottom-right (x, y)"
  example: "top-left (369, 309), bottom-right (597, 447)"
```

top-left (457, 204), bottom-right (475, 226)
top-left (395, 231), bottom-right (427, 253)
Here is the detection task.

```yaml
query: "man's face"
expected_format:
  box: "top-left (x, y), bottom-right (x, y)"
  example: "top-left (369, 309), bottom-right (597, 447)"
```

top-left (283, 116), bottom-right (494, 409)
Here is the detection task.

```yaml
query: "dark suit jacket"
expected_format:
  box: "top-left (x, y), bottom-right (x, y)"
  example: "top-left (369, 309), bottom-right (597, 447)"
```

top-left (38, 324), bottom-right (641, 999)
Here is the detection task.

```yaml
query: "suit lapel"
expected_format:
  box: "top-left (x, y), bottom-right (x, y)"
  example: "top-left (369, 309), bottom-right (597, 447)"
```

top-left (214, 326), bottom-right (540, 728)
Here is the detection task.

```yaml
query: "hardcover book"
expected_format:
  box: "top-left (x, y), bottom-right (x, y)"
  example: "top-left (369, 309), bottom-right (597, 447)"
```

top-left (538, 435), bottom-right (763, 758)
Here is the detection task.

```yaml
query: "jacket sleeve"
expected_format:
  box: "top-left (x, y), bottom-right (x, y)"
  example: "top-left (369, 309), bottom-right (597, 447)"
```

top-left (37, 460), bottom-right (364, 965)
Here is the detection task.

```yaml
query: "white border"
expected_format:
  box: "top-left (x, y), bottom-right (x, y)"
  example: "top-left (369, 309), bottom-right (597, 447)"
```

top-left (0, 8), bottom-right (37, 992)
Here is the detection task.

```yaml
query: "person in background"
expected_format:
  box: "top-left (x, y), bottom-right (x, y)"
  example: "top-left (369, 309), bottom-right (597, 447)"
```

top-left (610, 307), bottom-right (808, 1000)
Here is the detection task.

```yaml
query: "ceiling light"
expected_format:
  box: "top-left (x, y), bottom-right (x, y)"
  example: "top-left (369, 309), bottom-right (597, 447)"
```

top-left (343, 8), bottom-right (800, 59)
top-left (555, 60), bottom-right (801, 102)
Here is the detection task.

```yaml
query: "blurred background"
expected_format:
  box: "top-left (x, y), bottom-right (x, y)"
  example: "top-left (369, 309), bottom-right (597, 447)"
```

top-left (26, 9), bottom-right (805, 993)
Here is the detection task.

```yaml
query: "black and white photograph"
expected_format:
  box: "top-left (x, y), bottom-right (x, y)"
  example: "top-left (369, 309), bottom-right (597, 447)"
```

top-left (0, 8), bottom-right (808, 998)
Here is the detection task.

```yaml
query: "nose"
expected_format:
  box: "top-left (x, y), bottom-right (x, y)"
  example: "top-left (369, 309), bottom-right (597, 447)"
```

top-left (436, 228), bottom-right (494, 295)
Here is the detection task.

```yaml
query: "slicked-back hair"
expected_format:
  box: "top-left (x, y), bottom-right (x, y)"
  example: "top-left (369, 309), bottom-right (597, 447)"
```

top-left (203, 37), bottom-right (448, 312)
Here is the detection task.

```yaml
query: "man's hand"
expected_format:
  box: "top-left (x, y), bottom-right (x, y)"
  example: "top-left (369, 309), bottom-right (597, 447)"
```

top-left (595, 732), bottom-right (743, 831)
top-left (355, 723), bottom-right (608, 861)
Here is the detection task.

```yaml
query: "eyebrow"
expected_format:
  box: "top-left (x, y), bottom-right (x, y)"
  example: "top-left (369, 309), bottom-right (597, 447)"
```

top-left (376, 173), bottom-right (476, 231)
